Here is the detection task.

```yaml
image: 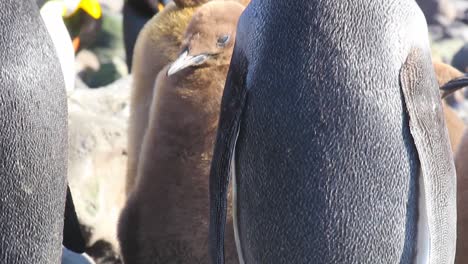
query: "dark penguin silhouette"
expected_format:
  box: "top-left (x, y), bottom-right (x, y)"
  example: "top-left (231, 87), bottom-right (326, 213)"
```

top-left (123, 0), bottom-right (163, 70)
top-left (118, 2), bottom-right (244, 263)
top-left (209, 0), bottom-right (456, 263)
top-left (0, 0), bottom-right (68, 263)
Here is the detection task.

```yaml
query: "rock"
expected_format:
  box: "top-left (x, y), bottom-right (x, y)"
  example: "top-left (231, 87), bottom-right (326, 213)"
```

top-left (431, 37), bottom-right (465, 63)
top-left (68, 76), bottom-right (132, 264)
top-left (76, 49), bottom-right (101, 74)
top-left (99, 0), bottom-right (124, 13)
top-left (75, 77), bottom-right (90, 90)
top-left (82, 9), bottom-right (128, 88)
top-left (62, 247), bottom-right (96, 264)
top-left (444, 21), bottom-right (468, 42)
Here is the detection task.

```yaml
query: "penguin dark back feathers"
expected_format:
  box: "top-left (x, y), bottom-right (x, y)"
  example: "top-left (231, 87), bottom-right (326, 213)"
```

top-left (0, 0), bottom-right (68, 262)
top-left (209, 1), bottom-right (456, 263)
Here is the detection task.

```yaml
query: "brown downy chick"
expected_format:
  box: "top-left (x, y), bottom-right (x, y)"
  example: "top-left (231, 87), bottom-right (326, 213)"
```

top-left (126, 1), bottom-right (201, 196)
top-left (127, 0), bottom-right (249, 195)
top-left (174, 0), bottom-right (210, 6)
top-left (456, 129), bottom-right (468, 264)
top-left (118, 2), bottom-right (245, 263)
top-left (433, 61), bottom-right (466, 152)
top-left (433, 61), bottom-right (468, 264)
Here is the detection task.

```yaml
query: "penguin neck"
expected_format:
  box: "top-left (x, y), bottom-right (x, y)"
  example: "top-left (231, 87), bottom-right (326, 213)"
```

top-left (132, 65), bottom-right (229, 250)
top-left (150, 64), bottom-right (229, 163)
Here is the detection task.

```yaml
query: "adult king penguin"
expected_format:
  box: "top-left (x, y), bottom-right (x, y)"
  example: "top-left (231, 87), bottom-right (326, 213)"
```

top-left (209, 0), bottom-right (457, 263)
top-left (0, 0), bottom-right (68, 263)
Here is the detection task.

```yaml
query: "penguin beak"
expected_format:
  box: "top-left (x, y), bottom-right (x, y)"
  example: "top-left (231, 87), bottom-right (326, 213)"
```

top-left (440, 75), bottom-right (468, 99)
top-left (78, 0), bottom-right (102, 19)
top-left (167, 50), bottom-right (209, 76)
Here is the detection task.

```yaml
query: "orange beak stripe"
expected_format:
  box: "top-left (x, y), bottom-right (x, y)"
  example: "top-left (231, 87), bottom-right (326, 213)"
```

top-left (72, 37), bottom-right (81, 52)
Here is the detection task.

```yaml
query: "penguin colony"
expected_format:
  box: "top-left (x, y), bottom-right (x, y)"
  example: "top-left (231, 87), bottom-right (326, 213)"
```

top-left (3, 0), bottom-right (467, 263)
top-left (119, 1), bottom-right (245, 263)
top-left (120, 0), bottom-right (468, 263)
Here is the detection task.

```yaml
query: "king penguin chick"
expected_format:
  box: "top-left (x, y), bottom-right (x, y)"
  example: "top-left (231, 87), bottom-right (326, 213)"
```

top-left (126, 0), bottom-right (248, 195)
top-left (433, 61), bottom-right (466, 152)
top-left (432, 61), bottom-right (468, 264)
top-left (455, 129), bottom-right (468, 264)
top-left (126, 0), bottom-right (208, 196)
top-left (118, 2), bottom-right (244, 263)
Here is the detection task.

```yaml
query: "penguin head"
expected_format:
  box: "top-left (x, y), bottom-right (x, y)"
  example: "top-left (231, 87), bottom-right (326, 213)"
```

top-left (167, 1), bottom-right (245, 76)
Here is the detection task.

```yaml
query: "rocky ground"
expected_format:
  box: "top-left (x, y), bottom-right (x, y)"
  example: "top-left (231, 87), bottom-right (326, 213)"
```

top-left (68, 1), bottom-right (468, 264)
top-left (69, 1), bottom-right (127, 263)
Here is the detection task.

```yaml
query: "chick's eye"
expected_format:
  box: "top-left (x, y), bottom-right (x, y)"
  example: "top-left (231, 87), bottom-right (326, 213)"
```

top-left (217, 35), bottom-right (231, 47)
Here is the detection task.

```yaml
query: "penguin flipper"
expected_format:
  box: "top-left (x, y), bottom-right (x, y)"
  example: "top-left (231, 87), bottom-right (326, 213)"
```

top-left (440, 75), bottom-right (468, 99)
top-left (209, 46), bottom-right (248, 264)
top-left (400, 48), bottom-right (457, 263)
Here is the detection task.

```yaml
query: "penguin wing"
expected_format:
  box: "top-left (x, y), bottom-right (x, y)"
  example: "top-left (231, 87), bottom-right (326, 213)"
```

top-left (209, 46), bottom-right (248, 264)
top-left (400, 48), bottom-right (457, 263)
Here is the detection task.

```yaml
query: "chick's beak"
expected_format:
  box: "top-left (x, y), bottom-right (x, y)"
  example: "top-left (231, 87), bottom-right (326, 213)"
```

top-left (167, 50), bottom-right (209, 76)
top-left (78, 0), bottom-right (102, 19)
top-left (440, 75), bottom-right (468, 99)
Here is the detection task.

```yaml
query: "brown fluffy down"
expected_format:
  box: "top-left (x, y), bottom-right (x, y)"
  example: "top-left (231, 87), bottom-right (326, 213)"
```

top-left (126, 1), bottom-right (196, 196)
top-left (119, 1), bottom-right (244, 263)
top-left (433, 61), bottom-right (466, 152)
top-left (456, 130), bottom-right (468, 264)
top-left (433, 61), bottom-right (468, 264)
top-left (126, 0), bottom-right (250, 196)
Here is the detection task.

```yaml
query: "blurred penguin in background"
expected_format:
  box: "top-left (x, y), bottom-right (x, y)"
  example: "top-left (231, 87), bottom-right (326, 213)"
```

top-left (123, 0), bottom-right (170, 71)
top-left (39, 0), bottom-right (102, 94)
